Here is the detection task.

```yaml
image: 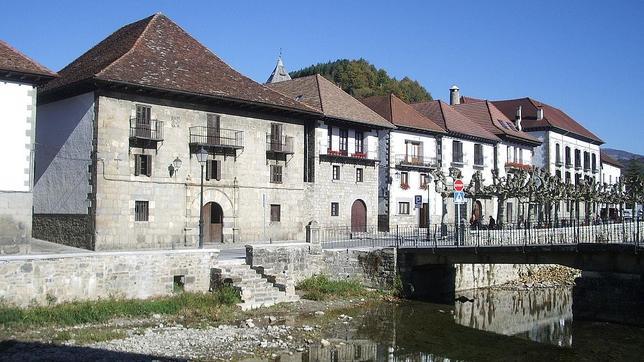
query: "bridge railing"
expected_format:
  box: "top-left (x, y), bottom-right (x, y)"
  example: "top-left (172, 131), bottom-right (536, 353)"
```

top-left (319, 220), bottom-right (643, 250)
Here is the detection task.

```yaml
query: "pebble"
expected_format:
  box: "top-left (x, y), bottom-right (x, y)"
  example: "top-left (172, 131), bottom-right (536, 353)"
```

top-left (314, 311), bottom-right (325, 316)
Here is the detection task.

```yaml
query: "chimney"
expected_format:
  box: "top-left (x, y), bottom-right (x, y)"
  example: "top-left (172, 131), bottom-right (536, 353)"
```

top-left (537, 107), bottom-right (544, 120)
top-left (515, 106), bottom-right (522, 131)
top-left (449, 85), bottom-right (460, 105)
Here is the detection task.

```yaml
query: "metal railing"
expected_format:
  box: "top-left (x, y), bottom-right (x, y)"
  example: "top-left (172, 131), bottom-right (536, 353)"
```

top-left (266, 134), bottom-right (294, 154)
top-left (129, 119), bottom-right (163, 141)
top-left (189, 127), bottom-right (243, 148)
top-left (324, 146), bottom-right (374, 159)
top-left (319, 220), bottom-right (643, 250)
top-left (394, 154), bottom-right (438, 168)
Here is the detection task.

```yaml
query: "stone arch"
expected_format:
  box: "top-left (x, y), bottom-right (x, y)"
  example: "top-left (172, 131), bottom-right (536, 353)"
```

top-left (188, 188), bottom-right (235, 243)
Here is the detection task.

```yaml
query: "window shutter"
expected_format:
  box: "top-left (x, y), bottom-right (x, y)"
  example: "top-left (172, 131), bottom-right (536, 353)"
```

top-left (418, 142), bottom-right (424, 160)
top-left (135, 155), bottom-right (141, 176)
top-left (205, 160), bottom-right (211, 181)
top-left (215, 160), bottom-right (221, 181)
top-left (145, 155), bottom-right (152, 177)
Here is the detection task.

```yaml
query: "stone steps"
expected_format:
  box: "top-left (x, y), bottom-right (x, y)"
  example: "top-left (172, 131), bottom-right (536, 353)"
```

top-left (212, 261), bottom-right (299, 311)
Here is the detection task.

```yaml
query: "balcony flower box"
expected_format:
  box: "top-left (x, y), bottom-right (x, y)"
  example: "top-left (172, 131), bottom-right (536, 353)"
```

top-left (400, 183), bottom-right (410, 190)
top-left (420, 183), bottom-right (428, 190)
top-left (505, 162), bottom-right (532, 171)
top-left (327, 149), bottom-right (348, 156)
top-left (351, 152), bottom-right (367, 159)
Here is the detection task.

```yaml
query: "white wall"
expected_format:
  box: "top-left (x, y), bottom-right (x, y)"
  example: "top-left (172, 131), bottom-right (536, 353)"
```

top-left (600, 162), bottom-right (621, 185)
top-left (33, 93), bottom-right (94, 214)
top-left (0, 81), bottom-right (34, 192)
top-left (536, 130), bottom-right (600, 185)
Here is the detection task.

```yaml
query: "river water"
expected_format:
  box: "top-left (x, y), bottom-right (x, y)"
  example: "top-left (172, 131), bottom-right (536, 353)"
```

top-left (299, 287), bottom-right (644, 361)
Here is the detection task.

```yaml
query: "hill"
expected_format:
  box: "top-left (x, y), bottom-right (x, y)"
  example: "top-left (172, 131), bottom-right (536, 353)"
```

top-left (290, 59), bottom-right (432, 103)
top-left (603, 148), bottom-right (644, 163)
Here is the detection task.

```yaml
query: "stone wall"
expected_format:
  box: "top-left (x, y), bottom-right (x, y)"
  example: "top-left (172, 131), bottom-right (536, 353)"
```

top-left (0, 192), bottom-right (32, 245)
top-left (32, 214), bottom-right (92, 250)
top-left (0, 249), bottom-right (218, 307)
top-left (246, 244), bottom-right (397, 290)
top-left (454, 264), bottom-right (556, 291)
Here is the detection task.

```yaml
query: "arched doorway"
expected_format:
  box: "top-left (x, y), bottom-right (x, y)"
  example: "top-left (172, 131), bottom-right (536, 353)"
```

top-left (202, 202), bottom-right (224, 243)
top-left (351, 199), bottom-right (367, 232)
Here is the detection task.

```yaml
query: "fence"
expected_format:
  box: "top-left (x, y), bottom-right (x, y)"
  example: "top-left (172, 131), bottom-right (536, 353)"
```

top-left (319, 220), bottom-right (643, 250)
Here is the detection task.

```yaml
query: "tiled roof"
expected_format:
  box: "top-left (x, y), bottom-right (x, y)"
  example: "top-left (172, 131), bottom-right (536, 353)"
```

top-left (267, 74), bottom-right (394, 128)
top-left (360, 94), bottom-right (445, 133)
top-left (492, 98), bottom-right (603, 144)
top-left (410, 100), bottom-right (500, 142)
top-left (453, 100), bottom-right (541, 146)
top-left (40, 14), bottom-right (319, 114)
top-left (600, 150), bottom-right (623, 168)
top-left (0, 39), bottom-right (56, 78)
top-left (460, 96), bottom-right (485, 104)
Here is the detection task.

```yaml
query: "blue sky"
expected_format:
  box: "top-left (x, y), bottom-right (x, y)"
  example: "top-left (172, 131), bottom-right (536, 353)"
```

top-left (2, 0), bottom-right (643, 154)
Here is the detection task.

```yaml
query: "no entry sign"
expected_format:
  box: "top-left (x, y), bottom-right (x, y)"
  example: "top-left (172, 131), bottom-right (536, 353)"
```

top-left (454, 179), bottom-right (464, 192)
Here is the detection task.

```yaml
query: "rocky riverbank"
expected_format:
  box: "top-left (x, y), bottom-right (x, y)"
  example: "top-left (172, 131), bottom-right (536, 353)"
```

top-left (493, 265), bottom-right (581, 290)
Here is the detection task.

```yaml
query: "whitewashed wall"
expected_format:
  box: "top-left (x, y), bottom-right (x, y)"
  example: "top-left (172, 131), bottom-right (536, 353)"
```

top-left (0, 81), bottom-right (33, 192)
top-left (601, 162), bottom-right (621, 185)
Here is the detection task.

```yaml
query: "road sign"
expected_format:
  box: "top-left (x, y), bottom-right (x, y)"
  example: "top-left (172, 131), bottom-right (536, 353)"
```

top-left (414, 195), bottom-right (422, 208)
top-left (454, 179), bottom-right (464, 192)
top-left (454, 191), bottom-right (466, 204)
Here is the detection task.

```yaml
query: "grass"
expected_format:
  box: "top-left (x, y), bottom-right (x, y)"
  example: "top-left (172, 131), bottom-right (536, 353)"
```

top-left (0, 286), bottom-right (241, 328)
top-left (296, 275), bottom-right (367, 301)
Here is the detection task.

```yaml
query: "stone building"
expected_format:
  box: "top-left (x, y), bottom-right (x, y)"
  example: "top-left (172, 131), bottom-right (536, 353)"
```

top-left (453, 93), bottom-right (542, 224)
top-left (411, 94), bottom-right (501, 226)
top-left (0, 40), bottom-right (55, 245)
top-left (33, 14), bottom-right (322, 250)
top-left (360, 93), bottom-right (447, 230)
top-left (267, 74), bottom-right (394, 230)
top-left (490, 97), bottom-right (604, 220)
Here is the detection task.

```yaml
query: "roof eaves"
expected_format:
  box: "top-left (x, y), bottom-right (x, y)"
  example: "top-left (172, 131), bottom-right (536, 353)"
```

top-left (314, 74), bottom-right (325, 114)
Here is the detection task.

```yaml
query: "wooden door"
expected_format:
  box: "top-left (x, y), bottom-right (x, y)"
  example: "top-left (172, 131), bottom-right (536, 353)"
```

top-left (351, 200), bottom-right (367, 232)
top-left (136, 105), bottom-right (151, 138)
top-left (270, 124), bottom-right (282, 151)
top-left (210, 202), bottom-right (223, 243)
top-left (419, 203), bottom-right (428, 228)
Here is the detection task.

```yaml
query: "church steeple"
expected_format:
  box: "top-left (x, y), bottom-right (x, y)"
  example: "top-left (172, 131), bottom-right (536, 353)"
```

top-left (266, 54), bottom-right (291, 84)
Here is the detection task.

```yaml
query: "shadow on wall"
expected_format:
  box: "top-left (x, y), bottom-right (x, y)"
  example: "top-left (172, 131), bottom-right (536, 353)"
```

top-left (0, 340), bottom-right (179, 361)
top-left (0, 215), bottom-right (27, 245)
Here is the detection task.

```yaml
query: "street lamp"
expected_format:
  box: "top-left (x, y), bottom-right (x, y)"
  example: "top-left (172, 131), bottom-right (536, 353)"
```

top-left (172, 157), bottom-right (182, 177)
top-left (196, 148), bottom-right (208, 248)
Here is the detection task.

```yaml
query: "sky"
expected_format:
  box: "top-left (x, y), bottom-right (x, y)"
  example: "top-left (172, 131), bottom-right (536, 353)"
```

top-left (2, 0), bottom-right (643, 154)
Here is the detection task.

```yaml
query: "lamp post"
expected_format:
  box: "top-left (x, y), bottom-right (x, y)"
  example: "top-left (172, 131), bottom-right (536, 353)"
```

top-left (196, 148), bottom-right (208, 248)
top-left (172, 157), bottom-right (182, 177)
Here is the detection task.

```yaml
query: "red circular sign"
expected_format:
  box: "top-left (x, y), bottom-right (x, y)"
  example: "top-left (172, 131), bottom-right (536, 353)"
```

top-left (454, 179), bottom-right (464, 192)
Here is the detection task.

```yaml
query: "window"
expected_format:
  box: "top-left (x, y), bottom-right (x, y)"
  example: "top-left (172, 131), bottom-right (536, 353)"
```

top-left (506, 202), bottom-right (513, 223)
top-left (356, 168), bottom-right (363, 182)
top-left (327, 126), bottom-right (333, 150)
top-left (400, 172), bottom-right (409, 186)
top-left (474, 144), bottom-right (483, 166)
top-left (555, 144), bottom-right (561, 165)
top-left (270, 165), bottom-right (283, 183)
top-left (331, 202), bottom-right (339, 216)
top-left (398, 202), bottom-right (410, 215)
top-left (592, 154), bottom-right (597, 171)
top-left (339, 129), bottom-right (348, 154)
top-left (332, 165), bottom-right (340, 180)
top-left (135, 105), bottom-right (152, 138)
top-left (405, 141), bottom-right (423, 163)
top-left (270, 204), bottom-right (281, 222)
top-left (205, 160), bottom-right (221, 181)
top-left (420, 173), bottom-right (429, 188)
top-left (517, 148), bottom-right (523, 164)
top-left (565, 171), bottom-right (571, 184)
top-left (355, 131), bottom-right (364, 154)
top-left (575, 149), bottom-right (581, 169)
top-left (452, 141), bottom-right (463, 164)
top-left (556, 170), bottom-right (562, 179)
top-left (269, 123), bottom-right (283, 151)
top-left (584, 151), bottom-right (590, 170)
top-left (565, 146), bottom-right (571, 166)
top-left (506, 145), bottom-right (512, 163)
top-left (134, 154), bottom-right (152, 177)
top-left (135, 201), bottom-right (149, 222)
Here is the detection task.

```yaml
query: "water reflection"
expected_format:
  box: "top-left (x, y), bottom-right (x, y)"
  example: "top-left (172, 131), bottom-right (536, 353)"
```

top-left (454, 287), bottom-right (573, 346)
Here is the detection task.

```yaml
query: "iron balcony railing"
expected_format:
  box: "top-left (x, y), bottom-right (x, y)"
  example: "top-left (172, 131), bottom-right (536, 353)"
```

top-left (395, 154), bottom-right (438, 168)
top-left (266, 134), bottom-right (294, 154)
top-left (129, 119), bottom-right (164, 141)
top-left (189, 127), bottom-right (244, 148)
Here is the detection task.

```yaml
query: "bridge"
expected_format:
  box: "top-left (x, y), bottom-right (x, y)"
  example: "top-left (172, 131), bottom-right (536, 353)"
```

top-left (317, 220), bottom-right (644, 325)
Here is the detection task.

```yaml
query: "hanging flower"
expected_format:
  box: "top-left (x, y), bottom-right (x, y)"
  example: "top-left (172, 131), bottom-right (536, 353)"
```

top-left (400, 183), bottom-right (410, 190)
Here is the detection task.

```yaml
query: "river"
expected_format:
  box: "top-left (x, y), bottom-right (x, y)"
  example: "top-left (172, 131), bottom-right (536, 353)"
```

top-left (295, 287), bottom-right (644, 361)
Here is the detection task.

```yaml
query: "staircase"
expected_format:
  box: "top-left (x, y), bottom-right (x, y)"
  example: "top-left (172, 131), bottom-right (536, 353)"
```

top-left (212, 261), bottom-right (299, 310)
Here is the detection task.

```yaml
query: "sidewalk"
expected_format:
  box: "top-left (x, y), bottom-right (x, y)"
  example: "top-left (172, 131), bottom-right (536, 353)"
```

top-left (0, 238), bottom-right (87, 256)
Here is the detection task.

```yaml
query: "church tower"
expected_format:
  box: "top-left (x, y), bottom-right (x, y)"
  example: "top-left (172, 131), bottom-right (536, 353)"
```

top-left (266, 55), bottom-right (291, 84)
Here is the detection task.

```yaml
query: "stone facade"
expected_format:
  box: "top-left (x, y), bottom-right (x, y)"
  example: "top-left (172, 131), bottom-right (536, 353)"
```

top-left (32, 214), bottom-right (92, 249)
top-left (0, 249), bottom-right (219, 307)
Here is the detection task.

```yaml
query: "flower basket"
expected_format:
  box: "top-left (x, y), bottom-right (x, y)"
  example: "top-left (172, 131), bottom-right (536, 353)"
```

top-left (400, 183), bottom-right (410, 190)
top-left (352, 152), bottom-right (367, 159)
top-left (420, 183), bottom-right (428, 190)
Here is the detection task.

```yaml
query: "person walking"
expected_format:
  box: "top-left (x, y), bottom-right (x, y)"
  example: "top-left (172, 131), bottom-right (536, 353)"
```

top-left (488, 216), bottom-right (496, 230)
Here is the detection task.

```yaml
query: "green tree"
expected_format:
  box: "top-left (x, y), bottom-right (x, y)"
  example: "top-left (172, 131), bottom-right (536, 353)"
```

top-left (291, 59), bottom-right (432, 103)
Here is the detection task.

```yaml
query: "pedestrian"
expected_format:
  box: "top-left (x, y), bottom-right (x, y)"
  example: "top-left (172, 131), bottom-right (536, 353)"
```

top-left (488, 216), bottom-right (496, 230)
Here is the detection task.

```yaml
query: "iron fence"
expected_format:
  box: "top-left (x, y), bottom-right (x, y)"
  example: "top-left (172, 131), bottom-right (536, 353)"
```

top-left (319, 220), bottom-right (643, 250)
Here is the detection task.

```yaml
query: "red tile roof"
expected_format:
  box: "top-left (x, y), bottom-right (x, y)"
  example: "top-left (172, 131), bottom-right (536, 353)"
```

top-left (492, 98), bottom-right (603, 144)
top-left (0, 40), bottom-right (56, 78)
top-left (40, 14), bottom-right (319, 114)
top-left (267, 74), bottom-right (394, 128)
top-left (360, 94), bottom-right (445, 133)
top-left (410, 100), bottom-right (500, 142)
top-left (600, 150), bottom-right (623, 168)
top-left (453, 100), bottom-right (541, 146)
